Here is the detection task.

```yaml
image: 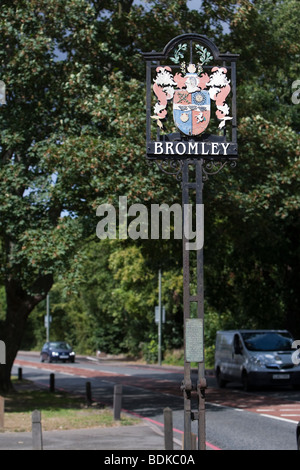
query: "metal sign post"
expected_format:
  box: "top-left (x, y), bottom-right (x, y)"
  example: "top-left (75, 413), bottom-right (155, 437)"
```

top-left (182, 158), bottom-right (206, 450)
top-left (156, 269), bottom-right (166, 366)
top-left (143, 34), bottom-right (238, 450)
top-left (158, 268), bottom-right (162, 366)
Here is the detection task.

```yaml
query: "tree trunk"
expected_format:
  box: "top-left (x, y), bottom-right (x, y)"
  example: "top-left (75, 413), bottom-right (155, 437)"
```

top-left (0, 276), bottom-right (52, 393)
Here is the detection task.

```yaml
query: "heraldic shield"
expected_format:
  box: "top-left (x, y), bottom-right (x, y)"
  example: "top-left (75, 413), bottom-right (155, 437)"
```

top-left (173, 88), bottom-right (211, 136)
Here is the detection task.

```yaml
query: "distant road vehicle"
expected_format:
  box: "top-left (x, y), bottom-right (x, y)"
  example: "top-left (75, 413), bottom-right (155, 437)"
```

top-left (40, 341), bottom-right (75, 363)
top-left (215, 329), bottom-right (300, 390)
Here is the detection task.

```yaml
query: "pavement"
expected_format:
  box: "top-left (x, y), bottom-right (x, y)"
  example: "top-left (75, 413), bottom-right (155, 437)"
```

top-left (1, 362), bottom-right (183, 450)
top-left (0, 352), bottom-right (184, 451)
top-left (0, 422), bottom-right (182, 451)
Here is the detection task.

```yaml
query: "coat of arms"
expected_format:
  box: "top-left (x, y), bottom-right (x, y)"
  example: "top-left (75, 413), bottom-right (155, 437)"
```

top-left (152, 44), bottom-right (232, 136)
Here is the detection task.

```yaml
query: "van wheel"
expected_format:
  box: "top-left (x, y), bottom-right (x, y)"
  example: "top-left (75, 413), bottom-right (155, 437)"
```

top-left (216, 368), bottom-right (227, 388)
top-left (242, 371), bottom-right (251, 391)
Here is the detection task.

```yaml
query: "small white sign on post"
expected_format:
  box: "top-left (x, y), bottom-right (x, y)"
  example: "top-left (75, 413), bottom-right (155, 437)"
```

top-left (44, 315), bottom-right (52, 328)
top-left (155, 306), bottom-right (166, 324)
top-left (185, 318), bottom-right (204, 363)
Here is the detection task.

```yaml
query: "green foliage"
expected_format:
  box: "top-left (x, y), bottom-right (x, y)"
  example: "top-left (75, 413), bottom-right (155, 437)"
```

top-left (141, 333), bottom-right (159, 364)
top-left (0, 0), bottom-right (300, 390)
top-left (26, 238), bottom-right (184, 358)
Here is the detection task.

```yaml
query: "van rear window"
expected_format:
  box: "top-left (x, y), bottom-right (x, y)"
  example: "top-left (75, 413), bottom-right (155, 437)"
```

top-left (241, 332), bottom-right (293, 351)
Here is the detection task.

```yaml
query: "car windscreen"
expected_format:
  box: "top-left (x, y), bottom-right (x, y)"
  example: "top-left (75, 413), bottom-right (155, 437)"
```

top-left (241, 332), bottom-right (293, 352)
top-left (49, 342), bottom-right (71, 350)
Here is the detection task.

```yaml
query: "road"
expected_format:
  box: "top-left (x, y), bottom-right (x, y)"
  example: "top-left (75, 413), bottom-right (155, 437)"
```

top-left (13, 353), bottom-right (300, 450)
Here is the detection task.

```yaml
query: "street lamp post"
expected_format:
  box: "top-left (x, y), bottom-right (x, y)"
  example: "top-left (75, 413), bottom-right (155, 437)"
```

top-left (46, 294), bottom-right (50, 343)
top-left (143, 34), bottom-right (238, 450)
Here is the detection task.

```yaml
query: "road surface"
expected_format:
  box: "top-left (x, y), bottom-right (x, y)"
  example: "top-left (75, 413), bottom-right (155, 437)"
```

top-left (13, 353), bottom-right (299, 450)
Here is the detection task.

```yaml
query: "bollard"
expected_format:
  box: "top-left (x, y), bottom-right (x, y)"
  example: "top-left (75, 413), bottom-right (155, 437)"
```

top-left (50, 373), bottom-right (55, 392)
top-left (163, 407), bottom-right (173, 450)
top-left (32, 410), bottom-right (43, 450)
top-left (86, 381), bottom-right (92, 406)
top-left (0, 396), bottom-right (4, 430)
top-left (18, 367), bottom-right (22, 380)
top-left (182, 432), bottom-right (197, 450)
top-left (191, 432), bottom-right (197, 450)
top-left (113, 384), bottom-right (122, 420)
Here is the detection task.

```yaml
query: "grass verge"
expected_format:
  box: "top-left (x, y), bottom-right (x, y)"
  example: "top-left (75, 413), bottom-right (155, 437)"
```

top-left (1, 378), bottom-right (140, 432)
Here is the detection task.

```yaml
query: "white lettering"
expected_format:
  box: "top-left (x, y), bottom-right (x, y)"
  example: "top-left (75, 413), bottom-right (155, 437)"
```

top-left (151, 203), bottom-right (182, 239)
top-left (221, 143), bottom-right (230, 155)
top-left (184, 204), bottom-right (204, 251)
top-left (104, 454), bottom-right (139, 467)
top-left (165, 142), bottom-right (174, 154)
top-left (154, 142), bottom-right (164, 154)
top-left (128, 204), bottom-right (149, 240)
top-left (292, 340), bottom-right (300, 365)
top-left (211, 142), bottom-right (220, 155)
top-left (292, 80), bottom-right (300, 105)
top-left (96, 203), bottom-right (116, 239)
top-left (188, 142), bottom-right (198, 154)
top-left (96, 200), bottom-right (204, 250)
top-left (153, 141), bottom-right (235, 156)
top-left (175, 142), bottom-right (186, 155)
top-left (119, 196), bottom-right (128, 239)
top-left (0, 80), bottom-right (6, 105)
top-left (148, 455), bottom-right (195, 465)
top-left (199, 142), bottom-right (209, 154)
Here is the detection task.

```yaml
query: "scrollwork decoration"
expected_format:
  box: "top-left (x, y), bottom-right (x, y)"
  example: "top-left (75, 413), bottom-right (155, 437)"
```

top-left (202, 159), bottom-right (237, 181)
top-left (148, 157), bottom-right (237, 182)
top-left (155, 159), bottom-right (183, 181)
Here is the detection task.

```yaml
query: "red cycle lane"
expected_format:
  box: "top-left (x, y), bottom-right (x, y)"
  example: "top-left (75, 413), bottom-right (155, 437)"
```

top-left (14, 358), bottom-right (221, 450)
top-left (15, 358), bottom-right (300, 425)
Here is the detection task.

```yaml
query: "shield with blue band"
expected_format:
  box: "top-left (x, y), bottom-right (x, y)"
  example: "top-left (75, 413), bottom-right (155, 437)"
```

top-left (173, 90), bottom-right (210, 136)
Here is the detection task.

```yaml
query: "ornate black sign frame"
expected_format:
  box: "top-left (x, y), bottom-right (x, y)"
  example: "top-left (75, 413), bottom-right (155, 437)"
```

top-left (142, 34), bottom-right (238, 165)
